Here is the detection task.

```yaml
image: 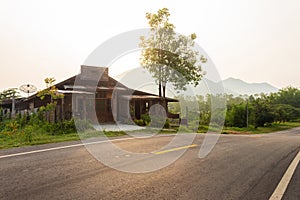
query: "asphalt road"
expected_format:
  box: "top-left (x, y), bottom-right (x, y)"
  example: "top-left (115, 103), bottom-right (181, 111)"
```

top-left (1, 128), bottom-right (300, 200)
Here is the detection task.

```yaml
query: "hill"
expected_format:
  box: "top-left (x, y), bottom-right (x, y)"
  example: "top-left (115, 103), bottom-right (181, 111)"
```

top-left (221, 78), bottom-right (278, 95)
top-left (113, 68), bottom-right (278, 97)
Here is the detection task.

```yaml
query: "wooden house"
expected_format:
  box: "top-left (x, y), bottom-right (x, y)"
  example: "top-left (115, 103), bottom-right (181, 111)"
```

top-left (1, 66), bottom-right (179, 124)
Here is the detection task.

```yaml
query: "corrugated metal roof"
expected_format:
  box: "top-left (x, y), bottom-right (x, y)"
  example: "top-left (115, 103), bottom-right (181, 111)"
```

top-left (57, 90), bottom-right (94, 95)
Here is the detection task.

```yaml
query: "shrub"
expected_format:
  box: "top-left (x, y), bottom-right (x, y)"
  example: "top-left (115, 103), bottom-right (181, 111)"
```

top-left (164, 119), bottom-right (170, 129)
top-left (23, 125), bottom-right (34, 142)
top-left (0, 107), bottom-right (3, 122)
top-left (134, 119), bottom-right (145, 126)
top-left (61, 118), bottom-right (76, 133)
top-left (5, 121), bottom-right (19, 134)
top-left (41, 122), bottom-right (55, 134)
top-left (141, 114), bottom-right (151, 125)
top-left (0, 122), bottom-right (5, 132)
top-left (16, 113), bottom-right (27, 128)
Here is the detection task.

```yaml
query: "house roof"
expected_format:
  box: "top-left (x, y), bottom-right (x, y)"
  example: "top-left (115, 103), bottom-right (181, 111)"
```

top-left (5, 66), bottom-right (178, 102)
top-left (57, 90), bottom-right (94, 95)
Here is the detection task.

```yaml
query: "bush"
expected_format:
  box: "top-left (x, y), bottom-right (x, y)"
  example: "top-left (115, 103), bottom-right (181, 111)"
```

top-left (0, 107), bottom-right (3, 122)
top-left (134, 119), bottom-right (145, 126)
top-left (16, 113), bottom-right (27, 128)
top-left (0, 113), bottom-right (92, 137)
top-left (164, 119), bottom-right (170, 129)
top-left (23, 125), bottom-right (34, 142)
top-left (0, 120), bottom-right (5, 132)
top-left (60, 118), bottom-right (76, 133)
top-left (141, 114), bottom-right (151, 125)
top-left (5, 121), bottom-right (19, 134)
top-left (41, 122), bottom-right (55, 134)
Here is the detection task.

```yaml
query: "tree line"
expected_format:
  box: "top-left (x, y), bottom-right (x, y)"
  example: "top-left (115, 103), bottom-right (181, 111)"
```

top-left (170, 86), bottom-right (300, 129)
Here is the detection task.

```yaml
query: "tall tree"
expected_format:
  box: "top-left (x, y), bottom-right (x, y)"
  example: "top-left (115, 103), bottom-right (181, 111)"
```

top-left (271, 87), bottom-right (300, 108)
top-left (0, 88), bottom-right (20, 101)
top-left (140, 8), bottom-right (206, 98)
top-left (252, 96), bottom-right (274, 128)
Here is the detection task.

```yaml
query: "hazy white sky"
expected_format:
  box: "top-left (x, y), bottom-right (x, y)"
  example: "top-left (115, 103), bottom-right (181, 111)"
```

top-left (0, 0), bottom-right (299, 92)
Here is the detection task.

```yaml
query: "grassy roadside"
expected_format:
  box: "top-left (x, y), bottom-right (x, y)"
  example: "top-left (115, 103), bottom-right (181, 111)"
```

top-left (0, 130), bottom-right (126, 149)
top-left (0, 132), bottom-right (80, 149)
top-left (0, 127), bottom-right (178, 149)
top-left (1, 122), bottom-right (300, 150)
top-left (222, 122), bottom-right (300, 134)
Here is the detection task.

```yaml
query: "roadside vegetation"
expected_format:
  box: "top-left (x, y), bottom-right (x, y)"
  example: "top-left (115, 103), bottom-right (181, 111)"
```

top-left (168, 86), bottom-right (300, 134)
top-left (0, 79), bottom-right (96, 149)
top-left (0, 110), bottom-right (94, 149)
top-left (222, 122), bottom-right (300, 134)
top-left (1, 87), bottom-right (300, 149)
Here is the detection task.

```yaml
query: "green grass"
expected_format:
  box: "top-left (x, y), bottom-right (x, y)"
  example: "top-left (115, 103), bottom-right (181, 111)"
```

top-left (1, 122), bottom-right (300, 149)
top-left (0, 129), bottom-right (127, 149)
top-left (0, 132), bottom-right (79, 149)
top-left (0, 127), bottom-right (178, 149)
top-left (222, 122), bottom-right (300, 134)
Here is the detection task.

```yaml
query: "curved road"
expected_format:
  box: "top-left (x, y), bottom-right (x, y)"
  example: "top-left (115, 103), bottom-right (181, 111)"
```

top-left (0, 128), bottom-right (299, 199)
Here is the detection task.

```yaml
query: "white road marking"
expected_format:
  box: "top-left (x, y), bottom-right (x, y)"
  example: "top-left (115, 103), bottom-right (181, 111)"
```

top-left (269, 151), bottom-right (300, 200)
top-left (0, 134), bottom-right (178, 159)
top-left (0, 137), bottom-right (135, 159)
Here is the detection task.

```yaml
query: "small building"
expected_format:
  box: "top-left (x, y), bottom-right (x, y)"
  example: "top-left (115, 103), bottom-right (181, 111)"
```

top-left (1, 66), bottom-right (179, 124)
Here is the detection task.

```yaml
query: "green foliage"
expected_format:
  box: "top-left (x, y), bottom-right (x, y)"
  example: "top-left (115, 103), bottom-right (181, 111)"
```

top-left (37, 78), bottom-right (64, 101)
top-left (5, 121), bottom-right (19, 134)
top-left (140, 8), bottom-right (205, 96)
top-left (0, 97), bottom-right (91, 137)
top-left (173, 87), bottom-right (300, 130)
top-left (226, 103), bottom-right (247, 127)
top-left (38, 119), bottom-right (92, 135)
top-left (271, 87), bottom-right (300, 108)
top-left (23, 125), bottom-right (34, 142)
top-left (164, 118), bottom-right (170, 129)
top-left (272, 104), bottom-right (299, 123)
top-left (135, 114), bottom-right (171, 128)
top-left (37, 78), bottom-right (64, 115)
top-left (0, 107), bottom-right (3, 121)
top-left (16, 113), bottom-right (27, 128)
top-left (251, 96), bottom-right (274, 128)
top-left (141, 114), bottom-right (151, 125)
top-left (0, 114), bottom-right (99, 149)
top-left (134, 119), bottom-right (145, 126)
top-left (0, 88), bottom-right (20, 101)
top-left (0, 121), bottom-right (5, 132)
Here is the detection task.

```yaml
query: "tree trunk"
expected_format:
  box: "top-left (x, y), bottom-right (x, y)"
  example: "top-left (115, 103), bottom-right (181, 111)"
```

top-left (158, 66), bottom-right (162, 97)
top-left (158, 82), bottom-right (162, 97)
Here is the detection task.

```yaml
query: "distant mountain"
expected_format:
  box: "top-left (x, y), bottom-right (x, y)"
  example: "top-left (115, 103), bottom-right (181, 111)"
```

top-left (221, 78), bottom-right (278, 95)
top-left (113, 68), bottom-right (278, 97)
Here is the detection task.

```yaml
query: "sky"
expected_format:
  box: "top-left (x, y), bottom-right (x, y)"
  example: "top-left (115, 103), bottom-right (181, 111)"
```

top-left (0, 0), bottom-right (300, 93)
